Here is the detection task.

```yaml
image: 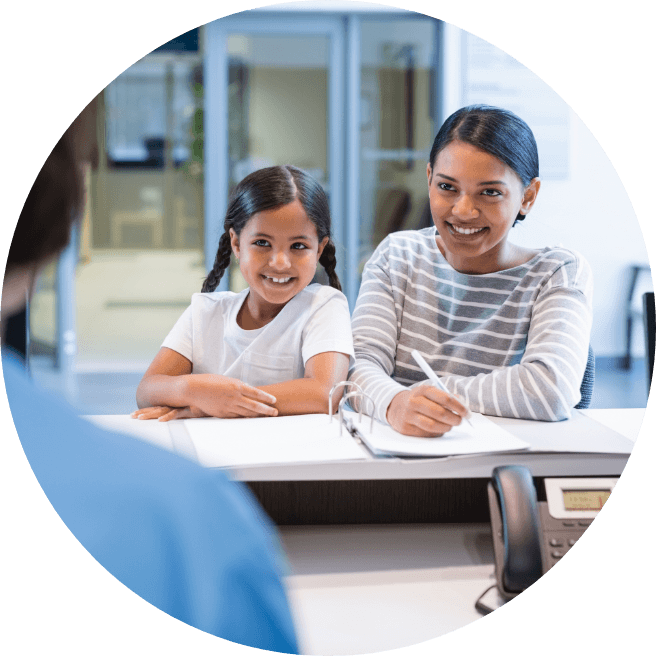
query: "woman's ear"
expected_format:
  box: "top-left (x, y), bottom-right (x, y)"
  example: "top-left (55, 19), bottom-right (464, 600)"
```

top-left (317, 236), bottom-right (329, 259)
top-left (229, 228), bottom-right (240, 259)
top-left (521, 178), bottom-right (541, 215)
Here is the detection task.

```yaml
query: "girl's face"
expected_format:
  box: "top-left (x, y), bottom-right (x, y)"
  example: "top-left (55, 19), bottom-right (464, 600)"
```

top-left (230, 199), bottom-right (328, 313)
top-left (427, 140), bottom-right (540, 274)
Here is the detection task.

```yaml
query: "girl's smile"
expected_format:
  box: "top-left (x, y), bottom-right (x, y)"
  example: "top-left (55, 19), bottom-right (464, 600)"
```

top-left (427, 140), bottom-right (540, 274)
top-left (230, 199), bottom-right (328, 327)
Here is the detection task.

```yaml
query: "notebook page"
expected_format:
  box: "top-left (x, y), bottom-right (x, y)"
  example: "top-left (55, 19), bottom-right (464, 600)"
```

top-left (183, 414), bottom-right (369, 468)
top-left (345, 411), bottom-right (529, 457)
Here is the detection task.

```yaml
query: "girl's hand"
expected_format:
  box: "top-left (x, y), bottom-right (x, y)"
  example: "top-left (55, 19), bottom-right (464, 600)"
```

top-left (132, 406), bottom-right (209, 422)
top-left (386, 387), bottom-right (466, 437)
top-left (188, 375), bottom-right (279, 418)
top-left (132, 406), bottom-right (172, 420)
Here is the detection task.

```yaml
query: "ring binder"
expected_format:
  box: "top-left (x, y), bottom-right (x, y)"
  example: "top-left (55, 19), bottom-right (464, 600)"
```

top-left (328, 380), bottom-right (376, 437)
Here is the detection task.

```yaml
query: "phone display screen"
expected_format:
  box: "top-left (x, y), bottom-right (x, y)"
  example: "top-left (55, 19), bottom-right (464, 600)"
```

top-left (562, 489), bottom-right (611, 511)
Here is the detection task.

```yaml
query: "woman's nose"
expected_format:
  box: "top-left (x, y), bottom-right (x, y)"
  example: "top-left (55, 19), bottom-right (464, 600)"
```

top-left (452, 194), bottom-right (479, 219)
top-left (269, 249), bottom-right (291, 270)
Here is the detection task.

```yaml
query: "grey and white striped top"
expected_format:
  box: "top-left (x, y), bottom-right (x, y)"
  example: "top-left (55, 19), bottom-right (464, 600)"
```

top-left (348, 227), bottom-right (593, 424)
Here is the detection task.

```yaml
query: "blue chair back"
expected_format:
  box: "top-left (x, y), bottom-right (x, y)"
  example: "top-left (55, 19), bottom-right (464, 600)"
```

top-left (574, 345), bottom-right (595, 410)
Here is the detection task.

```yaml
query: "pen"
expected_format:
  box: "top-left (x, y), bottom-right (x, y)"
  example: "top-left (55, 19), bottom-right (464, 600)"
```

top-left (411, 349), bottom-right (474, 427)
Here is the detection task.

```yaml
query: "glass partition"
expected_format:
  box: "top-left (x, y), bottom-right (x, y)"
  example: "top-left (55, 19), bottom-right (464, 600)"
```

top-left (358, 17), bottom-right (437, 279)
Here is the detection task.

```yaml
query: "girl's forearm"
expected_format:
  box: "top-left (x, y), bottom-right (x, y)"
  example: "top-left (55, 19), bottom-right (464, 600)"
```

top-left (136, 374), bottom-right (193, 409)
top-left (259, 378), bottom-right (343, 416)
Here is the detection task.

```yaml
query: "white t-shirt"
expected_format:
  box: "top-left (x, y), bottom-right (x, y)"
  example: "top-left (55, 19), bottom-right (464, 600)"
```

top-left (162, 283), bottom-right (354, 387)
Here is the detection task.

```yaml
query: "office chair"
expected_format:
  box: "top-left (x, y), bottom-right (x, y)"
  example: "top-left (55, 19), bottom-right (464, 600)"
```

top-left (644, 292), bottom-right (655, 397)
top-left (574, 345), bottom-right (595, 410)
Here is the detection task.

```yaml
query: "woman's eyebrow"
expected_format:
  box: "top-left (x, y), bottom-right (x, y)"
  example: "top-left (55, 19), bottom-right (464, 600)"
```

top-left (434, 173), bottom-right (508, 187)
top-left (478, 180), bottom-right (508, 186)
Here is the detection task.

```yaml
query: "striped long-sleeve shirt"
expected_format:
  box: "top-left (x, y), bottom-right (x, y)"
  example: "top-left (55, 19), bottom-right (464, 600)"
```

top-left (348, 227), bottom-right (593, 424)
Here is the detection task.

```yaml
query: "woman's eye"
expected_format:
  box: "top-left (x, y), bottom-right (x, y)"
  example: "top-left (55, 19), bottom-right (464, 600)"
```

top-left (438, 182), bottom-right (455, 192)
top-left (482, 189), bottom-right (502, 197)
top-left (253, 239), bottom-right (270, 247)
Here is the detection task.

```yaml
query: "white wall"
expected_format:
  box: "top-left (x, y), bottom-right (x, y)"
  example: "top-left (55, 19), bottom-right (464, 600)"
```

top-left (441, 23), bottom-right (652, 358)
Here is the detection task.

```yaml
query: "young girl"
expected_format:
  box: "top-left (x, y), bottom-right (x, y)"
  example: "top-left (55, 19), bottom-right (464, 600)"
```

top-left (133, 165), bottom-right (354, 421)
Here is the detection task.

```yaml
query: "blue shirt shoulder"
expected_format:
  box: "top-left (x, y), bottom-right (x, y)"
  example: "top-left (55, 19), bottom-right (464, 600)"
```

top-left (3, 353), bottom-right (298, 653)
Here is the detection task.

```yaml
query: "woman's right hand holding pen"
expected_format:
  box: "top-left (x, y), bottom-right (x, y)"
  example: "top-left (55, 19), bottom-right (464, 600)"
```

top-left (386, 386), bottom-right (466, 437)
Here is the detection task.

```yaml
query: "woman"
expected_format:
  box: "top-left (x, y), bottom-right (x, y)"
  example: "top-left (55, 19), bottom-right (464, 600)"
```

top-left (349, 105), bottom-right (592, 437)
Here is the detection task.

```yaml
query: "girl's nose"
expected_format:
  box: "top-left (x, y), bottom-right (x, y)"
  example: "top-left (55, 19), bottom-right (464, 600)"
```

top-left (270, 249), bottom-right (291, 270)
top-left (452, 194), bottom-right (479, 219)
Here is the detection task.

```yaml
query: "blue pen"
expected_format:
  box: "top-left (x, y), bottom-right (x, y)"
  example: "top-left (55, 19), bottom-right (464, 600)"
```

top-left (411, 349), bottom-right (474, 427)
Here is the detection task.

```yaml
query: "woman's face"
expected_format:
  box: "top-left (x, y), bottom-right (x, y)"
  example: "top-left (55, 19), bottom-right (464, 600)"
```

top-left (427, 140), bottom-right (539, 274)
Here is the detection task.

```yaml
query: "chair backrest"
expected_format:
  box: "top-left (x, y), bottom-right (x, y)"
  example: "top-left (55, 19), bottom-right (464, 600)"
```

top-left (574, 345), bottom-right (595, 410)
top-left (644, 292), bottom-right (655, 397)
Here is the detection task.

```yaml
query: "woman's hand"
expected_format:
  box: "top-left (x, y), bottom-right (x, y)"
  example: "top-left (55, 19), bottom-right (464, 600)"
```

top-left (386, 387), bottom-right (467, 437)
top-left (187, 375), bottom-right (279, 418)
top-left (131, 405), bottom-right (209, 422)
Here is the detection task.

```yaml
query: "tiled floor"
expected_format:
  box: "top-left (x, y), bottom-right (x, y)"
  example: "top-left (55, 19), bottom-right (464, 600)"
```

top-left (28, 355), bottom-right (651, 416)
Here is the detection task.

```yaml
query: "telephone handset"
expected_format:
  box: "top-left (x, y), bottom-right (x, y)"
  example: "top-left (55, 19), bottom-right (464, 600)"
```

top-left (488, 465), bottom-right (542, 598)
top-left (487, 465), bottom-right (617, 602)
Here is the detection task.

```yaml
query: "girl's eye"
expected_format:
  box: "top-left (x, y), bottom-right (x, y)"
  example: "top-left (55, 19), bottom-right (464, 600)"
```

top-left (291, 242), bottom-right (308, 250)
top-left (482, 189), bottom-right (502, 197)
top-left (253, 239), bottom-right (270, 247)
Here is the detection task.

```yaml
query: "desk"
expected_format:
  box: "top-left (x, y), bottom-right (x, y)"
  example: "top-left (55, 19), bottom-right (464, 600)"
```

top-left (89, 409), bottom-right (636, 524)
top-left (85, 408), bottom-right (642, 654)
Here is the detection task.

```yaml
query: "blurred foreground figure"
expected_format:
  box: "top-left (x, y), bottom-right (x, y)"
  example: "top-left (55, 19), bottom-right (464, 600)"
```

top-left (1, 99), bottom-right (298, 653)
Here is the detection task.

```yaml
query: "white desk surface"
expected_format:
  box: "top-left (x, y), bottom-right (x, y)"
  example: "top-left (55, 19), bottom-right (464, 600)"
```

top-left (83, 408), bottom-right (645, 655)
top-left (580, 407), bottom-right (645, 443)
top-left (86, 408), bottom-right (639, 481)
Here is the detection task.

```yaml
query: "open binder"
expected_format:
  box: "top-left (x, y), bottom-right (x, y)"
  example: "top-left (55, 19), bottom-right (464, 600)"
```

top-left (330, 381), bottom-right (530, 458)
top-left (175, 380), bottom-right (529, 469)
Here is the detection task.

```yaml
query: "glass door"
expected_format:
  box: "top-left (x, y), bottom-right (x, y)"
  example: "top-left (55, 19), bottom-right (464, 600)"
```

top-left (204, 14), bottom-right (345, 294)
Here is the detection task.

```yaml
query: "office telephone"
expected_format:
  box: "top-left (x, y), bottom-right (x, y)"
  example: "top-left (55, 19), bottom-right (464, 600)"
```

top-left (486, 465), bottom-right (617, 602)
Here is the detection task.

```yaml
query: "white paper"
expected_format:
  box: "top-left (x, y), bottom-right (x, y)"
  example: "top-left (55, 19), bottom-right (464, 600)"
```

top-left (345, 411), bottom-right (530, 457)
top-left (183, 414), bottom-right (368, 468)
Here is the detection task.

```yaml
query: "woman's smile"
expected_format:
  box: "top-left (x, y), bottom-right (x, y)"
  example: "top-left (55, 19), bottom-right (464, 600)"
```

top-left (427, 140), bottom-right (539, 274)
top-left (446, 222), bottom-right (488, 237)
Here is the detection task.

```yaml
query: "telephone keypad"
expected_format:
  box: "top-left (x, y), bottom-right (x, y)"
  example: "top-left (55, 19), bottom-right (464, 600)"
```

top-left (539, 504), bottom-right (590, 571)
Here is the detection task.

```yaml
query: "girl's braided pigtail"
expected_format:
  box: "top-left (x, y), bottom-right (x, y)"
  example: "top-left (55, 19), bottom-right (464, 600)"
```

top-left (201, 231), bottom-right (233, 292)
top-left (319, 240), bottom-right (342, 292)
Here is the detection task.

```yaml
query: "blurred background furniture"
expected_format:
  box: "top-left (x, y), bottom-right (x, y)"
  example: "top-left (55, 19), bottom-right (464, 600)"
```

top-left (623, 264), bottom-right (651, 369)
top-left (643, 291), bottom-right (654, 397)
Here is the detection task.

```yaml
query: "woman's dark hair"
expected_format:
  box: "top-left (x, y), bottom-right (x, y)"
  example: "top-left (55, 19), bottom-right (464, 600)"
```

top-left (429, 105), bottom-right (539, 225)
top-left (7, 98), bottom-right (97, 272)
top-left (8, 126), bottom-right (81, 270)
top-left (202, 165), bottom-right (341, 292)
